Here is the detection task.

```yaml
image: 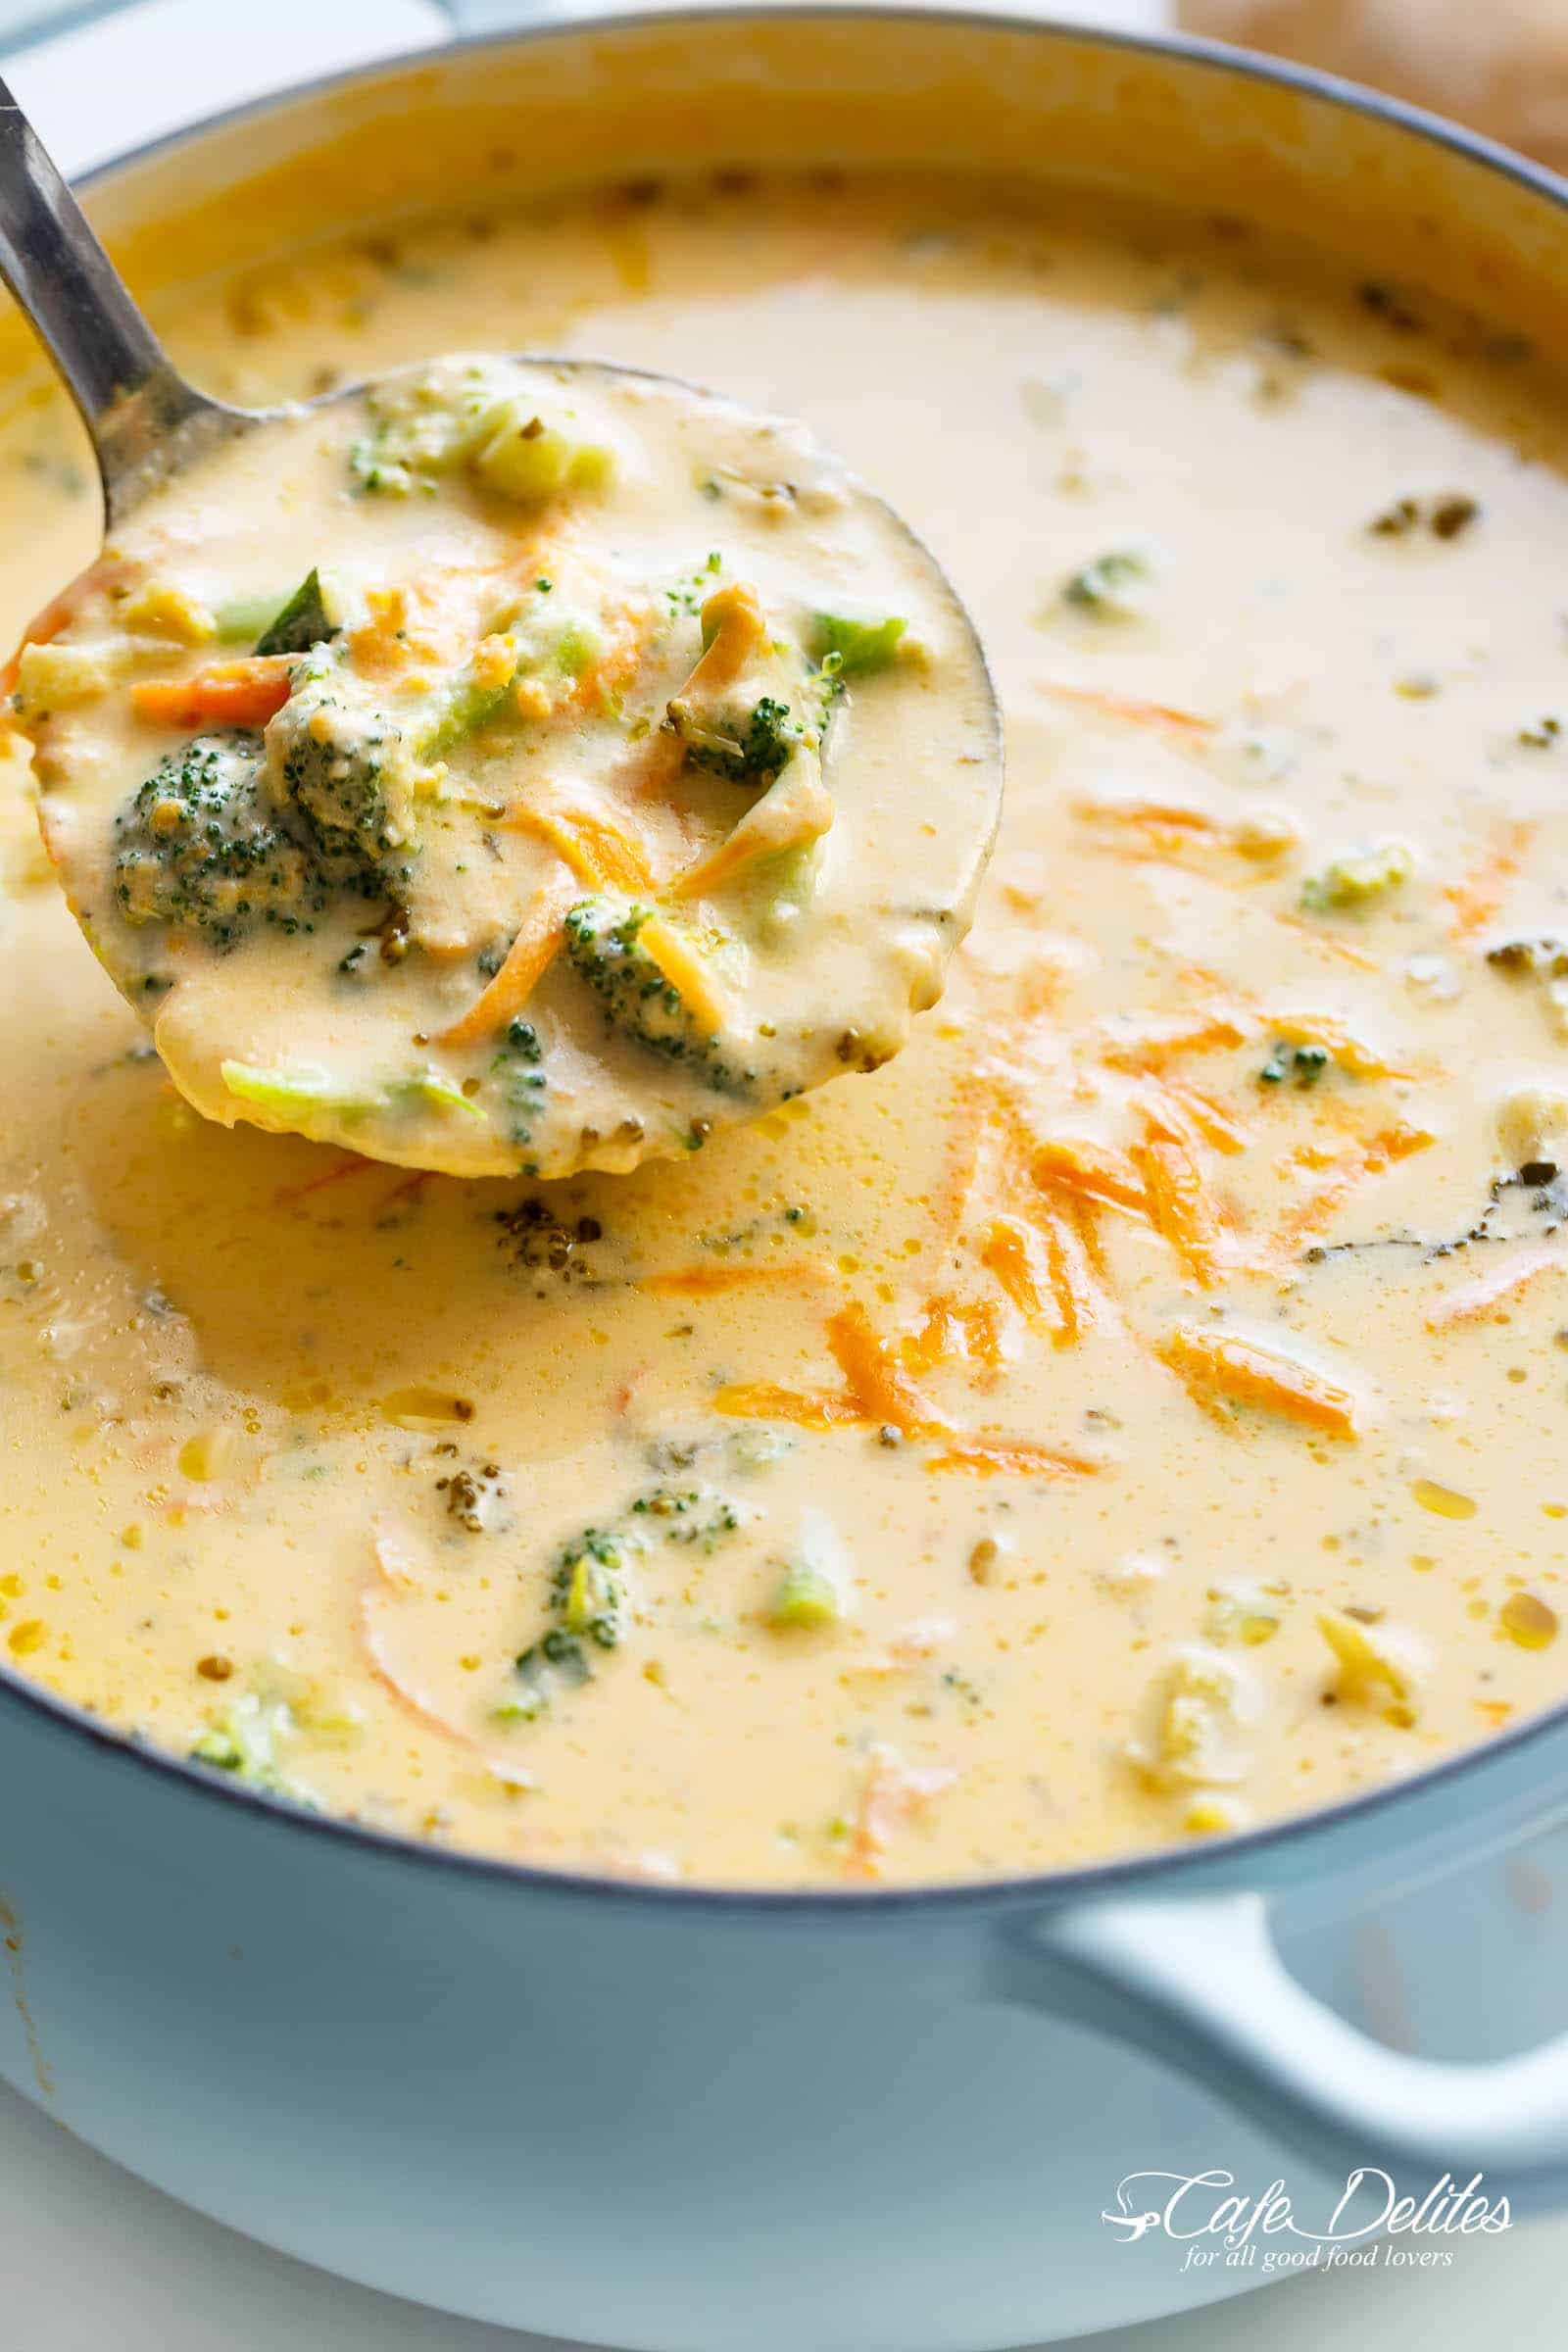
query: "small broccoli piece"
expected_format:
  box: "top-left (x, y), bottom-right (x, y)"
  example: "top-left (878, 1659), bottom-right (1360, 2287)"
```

top-left (114, 732), bottom-right (328, 950)
top-left (468, 403), bottom-right (615, 506)
top-left (1299, 838), bottom-right (1414, 913)
top-left (501, 1628), bottom-right (592, 1723)
top-left (1257, 1042), bottom-right (1331, 1089)
top-left (808, 612), bottom-right (906, 676)
top-left (671, 691), bottom-right (803, 785)
top-left (503, 1483), bottom-right (743, 1723)
top-left (221, 1060), bottom-right (487, 1138)
top-left (188, 1695), bottom-right (305, 1798)
top-left (265, 659), bottom-right (412, 890)
top-left (221, 1061), bottom-right (377, 1129)
top-left (253, 567), bottom-right (338, 658)
top-left (564, 898), bottom-right (753, 1095)
top-left (1062, 549), bottom-right (1151, 619)
top-left (349, 362), bottom-right (512, 496)
top-left (491, 1015), bottom-right (548, 1147)
top-left (766, 1562), bottom-right (842, 1630)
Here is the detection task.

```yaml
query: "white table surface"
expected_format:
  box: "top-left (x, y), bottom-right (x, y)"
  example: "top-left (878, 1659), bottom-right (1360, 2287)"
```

top-left (4, 3), bottom-right (1568, 2347)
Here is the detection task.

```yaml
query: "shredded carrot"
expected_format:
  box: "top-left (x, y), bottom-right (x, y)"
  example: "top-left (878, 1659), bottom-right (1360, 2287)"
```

top-left (926, 1439), bottom-right (1098, 1478)
top-left (1037, 1198), bottom-right (1106, 1346)
top-left (360, 1538), bottom-right (484, 1753)
top-left (899, 1296), bottom-right (966, 1374)
top-left (1270, 908), bottom-right (1383, 972)
top-left (1071, 796), bottom-right (1290, 870)
top-left (932, 1073), bottom-right (991, 1244)
top-left (897, 1294), bottom-right (1002, 1374)
top-left (684, 582), bottom-right (767, 693)
top-left (507, 796), bottom-right (656, 893)
top-left (637, 914), bottom-right (730, 1035)
top-left (712, 1381), bottom-right (861, 1430)
top-left (1099, 1009), bottom-right (1252, 1071)
top-left (1138, 1078), bottom-right (1250, 1156)
top-left (638, 1259), bottom-right (830, 1298)
top-left (619, 580), bottom-right (770, 807)
top-left (1156, 1324), bottom-right (1359, 1437)
top-left (438, 872), bottom-right (577, 1047)
top-left (1033, 1136), bottom-right (1149, 1216)
top-left (382, 1169), bottom-right (433, 1207)
top-left (844, 1747), bottom-right (959, 1881)
top-left (1134, 1133), bottom-right (1226, 1287)
top-left (131, 656), bottom-right (295, 732)
top-left (1267, 1009), bottom-right (1420, 1082)
top-left (666, 768), bottom-right (834, 902)
top-left (1426, 1245), bottom-right (1565, 1329)
top-left (979, 1216), bottom-right (1047, 1320)
top-left (1274, 1121), bottom-right (1434, 1248)
top-left (349, 586), bottom-right (424, 679)
top-left (555, 601), bottom-right (657, 719)
top-left (1444, 819), bottom-right (1535, 944)
top-left (272, 1152), bottom-right (377, 1208)
top-left (825, 1301), bottom-right (946, 1432)
top-left (1037, 679), bottom-right (1215, 743)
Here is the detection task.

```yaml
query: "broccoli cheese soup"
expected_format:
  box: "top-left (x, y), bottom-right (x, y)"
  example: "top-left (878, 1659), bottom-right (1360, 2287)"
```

top-left (16, 355), bottom-right (997, 1178)
top-left (4, 169), bottom-right (1568, 1886)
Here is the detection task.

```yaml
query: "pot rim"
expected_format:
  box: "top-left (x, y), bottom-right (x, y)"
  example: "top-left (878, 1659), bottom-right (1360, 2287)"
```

top-left (6, 0), bottom-right (1568, 1920)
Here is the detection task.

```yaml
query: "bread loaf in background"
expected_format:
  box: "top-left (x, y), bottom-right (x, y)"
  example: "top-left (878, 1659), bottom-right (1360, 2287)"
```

top-left (1181, 0), bottom-right (1568, 171)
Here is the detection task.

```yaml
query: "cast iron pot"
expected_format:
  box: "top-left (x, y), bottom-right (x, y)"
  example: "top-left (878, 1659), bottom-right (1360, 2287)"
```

top-left (4, 11), bottom-right (1568, 2345)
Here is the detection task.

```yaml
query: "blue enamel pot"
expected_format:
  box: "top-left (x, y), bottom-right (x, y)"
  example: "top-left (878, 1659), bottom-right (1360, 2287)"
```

top-left (4, 11), bottom-right (1568, 2344)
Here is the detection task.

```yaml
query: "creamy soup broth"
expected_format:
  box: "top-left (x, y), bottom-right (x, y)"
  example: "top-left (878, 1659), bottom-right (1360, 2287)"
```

top-left (4, 170), bottom-right (1568, 1886)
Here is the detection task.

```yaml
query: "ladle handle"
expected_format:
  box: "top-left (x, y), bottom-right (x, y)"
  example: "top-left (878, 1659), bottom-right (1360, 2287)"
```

top-left (0, 74), bottom-right (226, 523)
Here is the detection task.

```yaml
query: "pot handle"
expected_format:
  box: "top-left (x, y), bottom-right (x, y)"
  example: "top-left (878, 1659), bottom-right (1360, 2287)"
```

top-left (1002, 1889), bottom-right (1568, 2179)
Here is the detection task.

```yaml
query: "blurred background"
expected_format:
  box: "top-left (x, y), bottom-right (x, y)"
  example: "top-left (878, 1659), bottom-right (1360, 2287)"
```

top-left (1181, 0), bottom-right (1568, 173)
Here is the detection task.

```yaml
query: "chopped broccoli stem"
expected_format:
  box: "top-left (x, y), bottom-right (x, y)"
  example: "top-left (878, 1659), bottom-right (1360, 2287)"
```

top-left (221, 1061), bottom-right (376, 1127)
top-left (113, 732), bottom-right (330, 950)
top-left (470, 405), bottom-right (615, 506)
top-left (808, 612), bottom-right (907, 676)
top-left (253, 568), bottom-right (338, 658)
top-left (214, 591), bottom-right (296, 645)
top-left (767, 1562), bottom-right (842, 1630)
top-left (504, 1483), bottom-right (743, 1723)
top-left (399, 1069), bottom-right (486, 1122)
top-left (222, 1061), bottom-right (490, 1134)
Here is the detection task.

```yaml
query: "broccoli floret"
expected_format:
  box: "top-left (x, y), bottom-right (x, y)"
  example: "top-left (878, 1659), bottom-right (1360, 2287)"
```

top-left (563, 898), bottom-right (753, 1095)
top-left (1062, 549), bottom-right (1152, 619)
top-left (502, 1483), bottom-right (743, 1723)
top-left (188, 1695), bottom-right (303, 1798)
top-left (113, 732), bottom-right (328, 950)
top-left (670, 691), bottom-right (803, 784)
top-left (265, 660), bottom-right (413, 891)
top-left (349, 361), bottom-right (511, 496)
top-left (491, 1015), bottom-right (548, 1147)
